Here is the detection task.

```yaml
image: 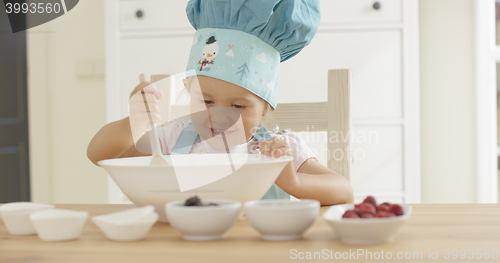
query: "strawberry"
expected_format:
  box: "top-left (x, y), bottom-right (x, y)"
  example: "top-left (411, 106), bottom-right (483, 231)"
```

top-left (359, 203), bottom-right (377, 215)
top-left (377, 204), bottom-right (391, 213)
top-left (342, 210), bottom-right (360, 218)
top-left (375, 211), bottom-right (395, 218)
top-left (360, 213), bottom-right (376, 218)
top-left (362, 195), bottom-right (377, 207)
top-left (390, 204), bottom-right (404, 216)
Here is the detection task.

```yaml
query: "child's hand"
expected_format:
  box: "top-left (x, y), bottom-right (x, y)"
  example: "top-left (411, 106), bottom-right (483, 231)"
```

top-left (128, 81), bottom-right (163, 143)
top-left (259, 136), bottom-right (298, 191)
top-left (258, 136), bottom-right (292, 158)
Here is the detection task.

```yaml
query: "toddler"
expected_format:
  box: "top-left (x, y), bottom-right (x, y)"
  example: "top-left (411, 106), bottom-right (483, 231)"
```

top-left (87, 0), bottom-right (353, 205)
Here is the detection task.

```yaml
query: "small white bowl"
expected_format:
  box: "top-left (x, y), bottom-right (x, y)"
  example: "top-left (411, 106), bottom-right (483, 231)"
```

top-left (30, 209), bottom-right (89, 241)
top-left (322, 203), bottom-right (412, 244)
top-left (244, 199), bottom-right (320, 241)
top-left (0, 202), bottom-right (55, 235)
top-left (166, 199), bottom-right (241, 241)
top-left (92, 206), bottom-right (158, 241)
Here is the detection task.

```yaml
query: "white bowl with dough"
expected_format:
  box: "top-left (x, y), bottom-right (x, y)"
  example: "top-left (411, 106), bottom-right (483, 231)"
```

top-left (0, 202), bottom-right (55, 235)
top-left (244, 199), bottom-right (320, 240)
top-left (92, 205), bottom-right (158, 241)
top-left (30, 209), bottom-right (88, 241)
top-left (98, 154), bottom-right (292, 223)
top-left (166, 199), bottom-right (241, 241)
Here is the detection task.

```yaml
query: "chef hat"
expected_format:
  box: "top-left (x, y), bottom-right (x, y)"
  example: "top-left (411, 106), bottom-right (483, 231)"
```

top-left (185, 0), bottom-right (321, 110)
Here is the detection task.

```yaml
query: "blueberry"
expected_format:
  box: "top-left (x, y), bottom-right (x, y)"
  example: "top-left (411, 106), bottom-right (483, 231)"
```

top-left (184, 196), bottom-right (202, 206)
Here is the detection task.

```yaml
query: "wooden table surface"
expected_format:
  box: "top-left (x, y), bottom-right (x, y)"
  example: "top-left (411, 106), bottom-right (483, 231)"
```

top-left (1, 204), bottom-right (499, 262)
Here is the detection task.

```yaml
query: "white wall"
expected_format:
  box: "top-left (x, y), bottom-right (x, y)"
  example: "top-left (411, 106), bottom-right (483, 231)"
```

top-left (419, 0), bottom-right (476, 203)
top-left (27, 0), bottom-right (479, 204)
top-left (28, 0), bottom-right (108, 203)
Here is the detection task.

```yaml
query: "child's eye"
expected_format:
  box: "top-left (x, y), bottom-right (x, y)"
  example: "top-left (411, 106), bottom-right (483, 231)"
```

top-left (232, 104), bottom-right (245, 109)
top-left (203, 100), bottom-right (213, 104)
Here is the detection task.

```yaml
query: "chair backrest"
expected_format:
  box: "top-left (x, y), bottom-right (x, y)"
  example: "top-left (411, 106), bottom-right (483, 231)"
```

top-left (150, 69), bottom-right (352, 181)
top-left (262, 69), bottom-right (352, 181)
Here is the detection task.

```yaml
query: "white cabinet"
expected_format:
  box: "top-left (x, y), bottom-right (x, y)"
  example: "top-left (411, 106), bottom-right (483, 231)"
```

top-left (279, 0), bottom-right (419, 204)
top-left (105, 0), bottom-right (420, 204)
top-left (279, 30), bottom-right (402, 119)
top-left (351, 127), bottom-right (403, 194)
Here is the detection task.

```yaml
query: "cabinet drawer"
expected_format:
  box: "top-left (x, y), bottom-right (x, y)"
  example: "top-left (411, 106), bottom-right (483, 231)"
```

top-left (119, 0), bottom-right (401, 31)
top-left (120, 0), bottom-right (192, 31)
top-left (320, 0), bottom-right (401, 26)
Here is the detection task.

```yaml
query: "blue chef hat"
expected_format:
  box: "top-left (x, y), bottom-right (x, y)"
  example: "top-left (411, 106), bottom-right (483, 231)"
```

top-left (185, 0), bottom-right (321, 110)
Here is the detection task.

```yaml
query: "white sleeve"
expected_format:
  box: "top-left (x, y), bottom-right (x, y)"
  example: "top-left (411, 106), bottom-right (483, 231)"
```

top-left (274, 133), bottom-right (318, 172)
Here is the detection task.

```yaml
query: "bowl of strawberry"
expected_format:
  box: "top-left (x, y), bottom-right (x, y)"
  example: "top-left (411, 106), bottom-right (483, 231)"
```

top-left (322, 196), bottom-right (412, 244)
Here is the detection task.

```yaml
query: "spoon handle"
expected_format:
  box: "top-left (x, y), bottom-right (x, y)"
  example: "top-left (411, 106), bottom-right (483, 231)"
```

top-left (139, 74), bottom-right (162, 156)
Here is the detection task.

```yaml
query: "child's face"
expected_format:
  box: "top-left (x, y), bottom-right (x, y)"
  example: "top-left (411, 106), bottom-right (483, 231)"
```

top-left (184, 76), bottom-right (270, 150)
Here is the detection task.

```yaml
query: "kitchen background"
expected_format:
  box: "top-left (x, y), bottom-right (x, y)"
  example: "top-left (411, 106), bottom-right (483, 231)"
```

top-left (2, 0), bottom-right (498, 204)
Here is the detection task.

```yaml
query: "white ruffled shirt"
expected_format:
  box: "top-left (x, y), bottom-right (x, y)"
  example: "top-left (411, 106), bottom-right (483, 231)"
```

top-left (157, 121), bottom-right (317, 172)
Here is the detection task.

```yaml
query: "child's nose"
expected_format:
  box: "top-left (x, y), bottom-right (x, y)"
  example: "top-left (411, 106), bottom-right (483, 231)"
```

top-left (207, 107), bottom-right (239, 127)
top-left (210, 114), bottom-right (230, 124)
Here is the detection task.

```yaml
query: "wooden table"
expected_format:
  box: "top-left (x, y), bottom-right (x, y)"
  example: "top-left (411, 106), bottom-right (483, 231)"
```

top-left (1, 204), bottom-right (499, 262)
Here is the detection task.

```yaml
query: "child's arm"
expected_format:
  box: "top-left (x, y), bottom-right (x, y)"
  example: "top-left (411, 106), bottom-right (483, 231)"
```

top-left (87, 81), bottom-right (163, 165)
top-left (259, 137), bottom-right (354, 206)
top-left (87, 117), bottom-right (146, 165)
top-left (281, 159), bottom-right (354, 205)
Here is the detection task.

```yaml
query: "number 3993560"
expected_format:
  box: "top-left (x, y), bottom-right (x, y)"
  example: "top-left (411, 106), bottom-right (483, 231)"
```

top-left (5, 2), bottom-right (62, 14)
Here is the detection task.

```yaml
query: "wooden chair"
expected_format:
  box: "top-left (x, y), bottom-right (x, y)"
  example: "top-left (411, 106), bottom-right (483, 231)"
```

top-left (262, 69), bottom-right (352, 181)
top-left (149, 69), bottom-right (352, 181)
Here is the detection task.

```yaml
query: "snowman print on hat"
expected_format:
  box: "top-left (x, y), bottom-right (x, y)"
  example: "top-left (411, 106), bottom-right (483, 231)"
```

top-left (198, 36), bottom-right (218, 71)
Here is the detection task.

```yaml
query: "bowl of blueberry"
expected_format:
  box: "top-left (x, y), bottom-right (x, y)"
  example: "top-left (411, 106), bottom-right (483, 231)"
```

top-left (165, 196), bottom-right (241, 241)
top-left (322, 196), bottom-right (412, 244)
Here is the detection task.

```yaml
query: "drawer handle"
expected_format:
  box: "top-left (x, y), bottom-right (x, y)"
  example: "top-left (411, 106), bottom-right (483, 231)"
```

top-left (373, 2), bottom-right (381, 10)
top-left (136, 9), bottom-right (144, 18)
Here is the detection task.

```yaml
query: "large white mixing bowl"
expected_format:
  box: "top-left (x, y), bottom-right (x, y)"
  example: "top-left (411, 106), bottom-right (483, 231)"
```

top-left (98, 154), bottom-right (293, 222)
